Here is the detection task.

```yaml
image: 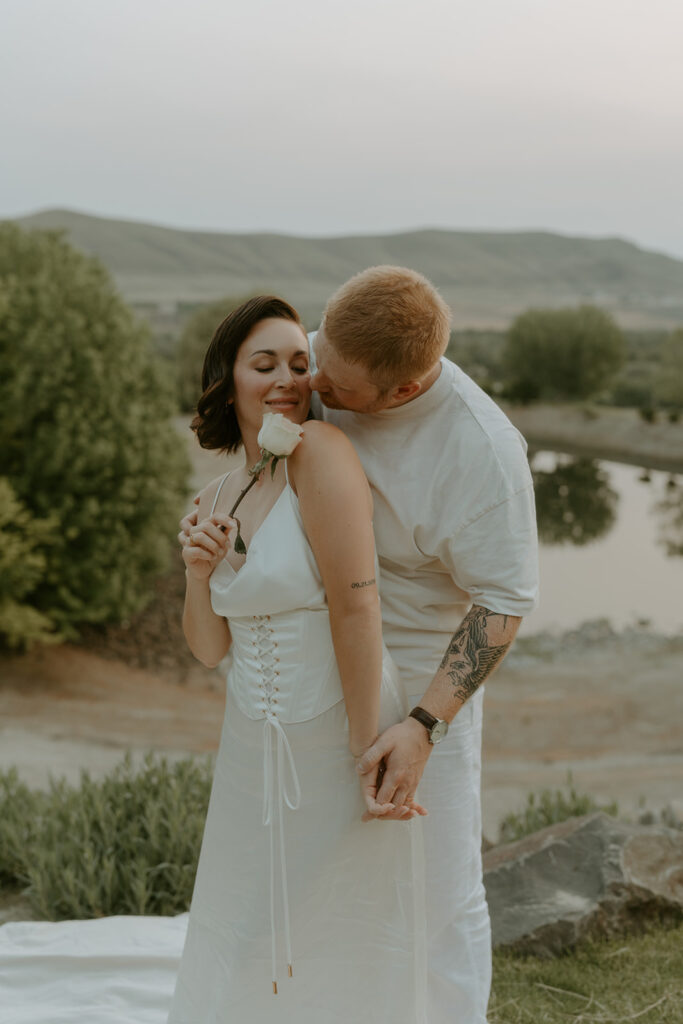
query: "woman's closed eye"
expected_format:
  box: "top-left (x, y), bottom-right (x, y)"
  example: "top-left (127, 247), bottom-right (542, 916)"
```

top-left (255, 364), bottom-right (309, 375)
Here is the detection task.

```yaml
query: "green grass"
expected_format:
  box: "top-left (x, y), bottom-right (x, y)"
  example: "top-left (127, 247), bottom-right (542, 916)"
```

top-left (0, 753), bottom-right (212, 919)
top-left (491, 924), bottom-right (683, 1023)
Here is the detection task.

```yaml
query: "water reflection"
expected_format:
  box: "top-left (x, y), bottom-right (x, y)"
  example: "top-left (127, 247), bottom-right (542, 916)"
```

top-left (531, 455), bottom-right (619, 546)
top-left (653, 477), bottom-right (683, 557)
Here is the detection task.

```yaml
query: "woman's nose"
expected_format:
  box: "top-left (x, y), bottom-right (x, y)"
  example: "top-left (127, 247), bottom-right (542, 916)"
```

top-left (274, 364), bottom-right (296, 386)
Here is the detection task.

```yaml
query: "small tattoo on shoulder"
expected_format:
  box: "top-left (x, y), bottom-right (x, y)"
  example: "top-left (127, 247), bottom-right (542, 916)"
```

top-left (350, 578), bottom-right (376, 589)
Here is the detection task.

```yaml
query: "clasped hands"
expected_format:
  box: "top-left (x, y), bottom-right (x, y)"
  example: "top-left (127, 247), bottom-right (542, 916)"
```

top-left (354, 717), bottom-right (431, 823)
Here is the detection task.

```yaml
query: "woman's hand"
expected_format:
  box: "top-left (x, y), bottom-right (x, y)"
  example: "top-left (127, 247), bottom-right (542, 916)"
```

top-left (182, 513), bottom-right (235, 581)
top-left (177, 494), bottom-right (201, 550)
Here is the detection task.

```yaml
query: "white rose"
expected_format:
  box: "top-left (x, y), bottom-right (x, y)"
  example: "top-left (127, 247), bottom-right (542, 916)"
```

top-left (257, 412), bottom-right (304, 457)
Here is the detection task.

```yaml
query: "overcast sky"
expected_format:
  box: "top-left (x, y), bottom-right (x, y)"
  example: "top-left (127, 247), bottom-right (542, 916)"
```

top-left (3, 0), bottom-right (683, 256)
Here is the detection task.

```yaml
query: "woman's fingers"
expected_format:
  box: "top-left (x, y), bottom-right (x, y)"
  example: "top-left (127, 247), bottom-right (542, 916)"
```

top-left (189, 518), bottom-right (233, 553)
top-left (180, 508), bottom-right (199, 538)
top-left (188, 530), bottom-right (221, 555)
top-left (211, 514), bottom-right (238, 537)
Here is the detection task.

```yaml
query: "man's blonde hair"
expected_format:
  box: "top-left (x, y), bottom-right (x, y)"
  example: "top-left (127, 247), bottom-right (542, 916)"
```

top-left (322, 266), bottom-right (451, 388)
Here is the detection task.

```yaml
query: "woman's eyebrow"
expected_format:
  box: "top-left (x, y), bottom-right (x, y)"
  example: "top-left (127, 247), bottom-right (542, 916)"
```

top-left (250, 348), bottom-right (308, 357)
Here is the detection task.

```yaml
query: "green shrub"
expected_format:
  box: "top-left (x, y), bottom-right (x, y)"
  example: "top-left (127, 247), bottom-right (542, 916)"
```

top-left (0, 223), bottom-right (190, 640)
top-left (498, 776), bottom-right (618, 844)
top-left (0, 478), bottom-right (57, 647)
top-left (639, 405), bottom-right (657, 423)
top-left (0, 754), bottom-right (213, 919)
top-left (604, 360), bottom-right (658, 408)
top-left (654, 328), bottom-right (683, 410)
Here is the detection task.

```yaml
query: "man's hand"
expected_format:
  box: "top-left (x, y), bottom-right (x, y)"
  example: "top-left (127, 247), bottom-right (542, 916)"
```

top-left (356, 717), bottom-right (431, 822)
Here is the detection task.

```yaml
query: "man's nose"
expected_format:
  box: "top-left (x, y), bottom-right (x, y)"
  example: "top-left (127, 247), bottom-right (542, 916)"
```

top-left (309, 370), bottom-right (324, 391)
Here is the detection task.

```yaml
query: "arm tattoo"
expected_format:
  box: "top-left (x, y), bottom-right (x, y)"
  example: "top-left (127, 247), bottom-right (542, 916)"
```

top-left (439, 605), bottom-right (512, 705)
top-left (350, 578), bottom-right (376, 589)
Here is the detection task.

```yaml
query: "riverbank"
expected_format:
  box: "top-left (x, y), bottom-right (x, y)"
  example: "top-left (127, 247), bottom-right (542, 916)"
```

top-left (500, 402), bottom-right (683, 472)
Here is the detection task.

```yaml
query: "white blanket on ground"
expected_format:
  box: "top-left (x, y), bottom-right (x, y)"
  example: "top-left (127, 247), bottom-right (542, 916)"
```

top-left (0, 914), bottom-right (187, 1024)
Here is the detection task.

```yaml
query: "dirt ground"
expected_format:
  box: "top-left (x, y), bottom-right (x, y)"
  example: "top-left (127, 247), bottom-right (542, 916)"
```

top-left (2, 584), bottom-right (681, 842)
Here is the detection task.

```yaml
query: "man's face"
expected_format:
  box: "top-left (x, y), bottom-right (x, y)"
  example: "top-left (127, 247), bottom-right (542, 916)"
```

top-left (310, 328), bottom-right (390, 413)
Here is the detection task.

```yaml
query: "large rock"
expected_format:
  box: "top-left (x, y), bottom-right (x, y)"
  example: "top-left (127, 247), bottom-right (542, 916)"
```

top-left (483, 812), bottom-right (683, 955)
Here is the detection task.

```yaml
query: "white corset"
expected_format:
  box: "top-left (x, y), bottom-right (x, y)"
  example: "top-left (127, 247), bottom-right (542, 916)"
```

top-left (226, 610), bottom-right (344, 723)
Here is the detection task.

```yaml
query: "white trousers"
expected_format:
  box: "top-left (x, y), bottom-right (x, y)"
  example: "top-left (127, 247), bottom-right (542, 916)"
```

top-left (408, 687), bottom-right (491, 1024)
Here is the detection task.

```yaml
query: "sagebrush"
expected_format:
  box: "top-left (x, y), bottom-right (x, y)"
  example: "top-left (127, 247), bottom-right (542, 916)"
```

top-left (498, 775), bottom-right (618, 844)
top-left (0, 753), bottom-right (213, 919)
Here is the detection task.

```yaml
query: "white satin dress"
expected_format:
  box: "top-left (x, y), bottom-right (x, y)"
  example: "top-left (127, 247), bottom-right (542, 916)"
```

top-left (168, 473), bottom-right (427, 1023)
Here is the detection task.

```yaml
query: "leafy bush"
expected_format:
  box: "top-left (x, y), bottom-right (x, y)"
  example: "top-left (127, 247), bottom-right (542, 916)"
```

top-left (176, 294), bottom-right (256, 411)
top-left (604, 360), bottom-right (658, 408)
top-left (498, 775), bottom-right (618, 844)
top-left (654, 327), bottom-right (683, 411)
top-left (0, 223), bottom-right (190, 640)
top-left (0, 754), bottom-right (213, 919)
top-left (503, 305), bottom-right (625, 401)
top-left (0, 478), bottom-right (57, 647)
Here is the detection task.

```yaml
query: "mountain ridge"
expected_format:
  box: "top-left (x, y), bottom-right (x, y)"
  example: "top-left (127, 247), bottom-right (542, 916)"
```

top-left (10, 208), bottom-right (683, 328)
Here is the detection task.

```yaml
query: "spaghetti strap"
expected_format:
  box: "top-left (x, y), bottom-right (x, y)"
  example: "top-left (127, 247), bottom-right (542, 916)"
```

top-left (210, 471), bottom-right (232, 515)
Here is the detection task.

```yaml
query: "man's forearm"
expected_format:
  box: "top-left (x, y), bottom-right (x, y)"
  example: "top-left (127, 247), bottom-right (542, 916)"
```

top-left (419, 605), bottom-right (521, 722)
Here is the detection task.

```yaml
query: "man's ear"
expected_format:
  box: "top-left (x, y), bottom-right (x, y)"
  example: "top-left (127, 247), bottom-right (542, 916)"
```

top-left (390, 380), bottom-right (422, 403)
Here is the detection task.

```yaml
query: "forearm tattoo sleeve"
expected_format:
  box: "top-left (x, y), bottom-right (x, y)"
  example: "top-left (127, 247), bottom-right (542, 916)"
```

top-left (439, 605), bottom-right (514, 705)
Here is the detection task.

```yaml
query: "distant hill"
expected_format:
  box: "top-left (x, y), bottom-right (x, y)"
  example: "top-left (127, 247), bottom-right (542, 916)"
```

top-left (11, 208), bottom-right (683, 328)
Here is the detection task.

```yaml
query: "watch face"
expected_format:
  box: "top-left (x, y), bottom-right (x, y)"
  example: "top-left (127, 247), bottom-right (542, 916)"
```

top-left (430, 720), bottom-right (449, 744)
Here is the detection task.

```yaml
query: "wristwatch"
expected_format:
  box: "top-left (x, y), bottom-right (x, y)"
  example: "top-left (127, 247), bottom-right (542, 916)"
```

top-left (408, 706), bottom-right (449, 745)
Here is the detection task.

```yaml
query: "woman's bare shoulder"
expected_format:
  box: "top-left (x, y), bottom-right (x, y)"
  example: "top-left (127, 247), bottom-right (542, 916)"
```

top-left (293, 419), bottom-right (358, 461)
top-left (288, 420), bottom-right (369, 506)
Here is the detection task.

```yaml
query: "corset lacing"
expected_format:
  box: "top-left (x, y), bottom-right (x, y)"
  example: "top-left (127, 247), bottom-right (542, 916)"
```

top-left (251, 614), bottom-right (302, 994)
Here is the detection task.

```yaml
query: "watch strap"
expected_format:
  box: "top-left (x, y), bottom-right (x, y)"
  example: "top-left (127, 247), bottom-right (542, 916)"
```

top-left (409, 706), bottom-right (439, 733)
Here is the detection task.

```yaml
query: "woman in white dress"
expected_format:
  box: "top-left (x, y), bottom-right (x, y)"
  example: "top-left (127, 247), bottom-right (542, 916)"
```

top-left (168, 296), bottom-right (428, 1023)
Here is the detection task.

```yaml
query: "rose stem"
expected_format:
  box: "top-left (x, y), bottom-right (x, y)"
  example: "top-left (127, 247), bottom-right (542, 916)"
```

top-left (228, 473), bottom-right (260, 518)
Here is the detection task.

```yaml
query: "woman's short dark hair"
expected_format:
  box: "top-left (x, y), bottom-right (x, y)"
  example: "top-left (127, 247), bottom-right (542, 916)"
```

top-left (191, 295), bottom-right (304, 452)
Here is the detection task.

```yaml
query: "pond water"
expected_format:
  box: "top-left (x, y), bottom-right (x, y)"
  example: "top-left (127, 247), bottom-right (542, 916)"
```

top-left (521, 451), bottom-right (683, 636)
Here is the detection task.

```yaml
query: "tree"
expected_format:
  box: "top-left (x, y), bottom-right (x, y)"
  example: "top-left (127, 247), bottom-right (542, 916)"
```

top-left (503, 305), bottom-right (626, 401)
top-left (654, 328), bottom-right (683, 410)
top-left (0, 223), bottom-right (190, 641)
top-left (0, 478), bottom-right (56, 648)
top-left (177, 295), bottom-right (256, 411)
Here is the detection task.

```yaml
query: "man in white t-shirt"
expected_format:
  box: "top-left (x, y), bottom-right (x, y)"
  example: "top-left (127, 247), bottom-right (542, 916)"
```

top-left (308, 266), bottom-right (538, 1024)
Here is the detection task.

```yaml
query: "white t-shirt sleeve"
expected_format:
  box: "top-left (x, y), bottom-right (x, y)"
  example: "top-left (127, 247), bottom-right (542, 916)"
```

top-left (438, 484), bottom-right (539, 617)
